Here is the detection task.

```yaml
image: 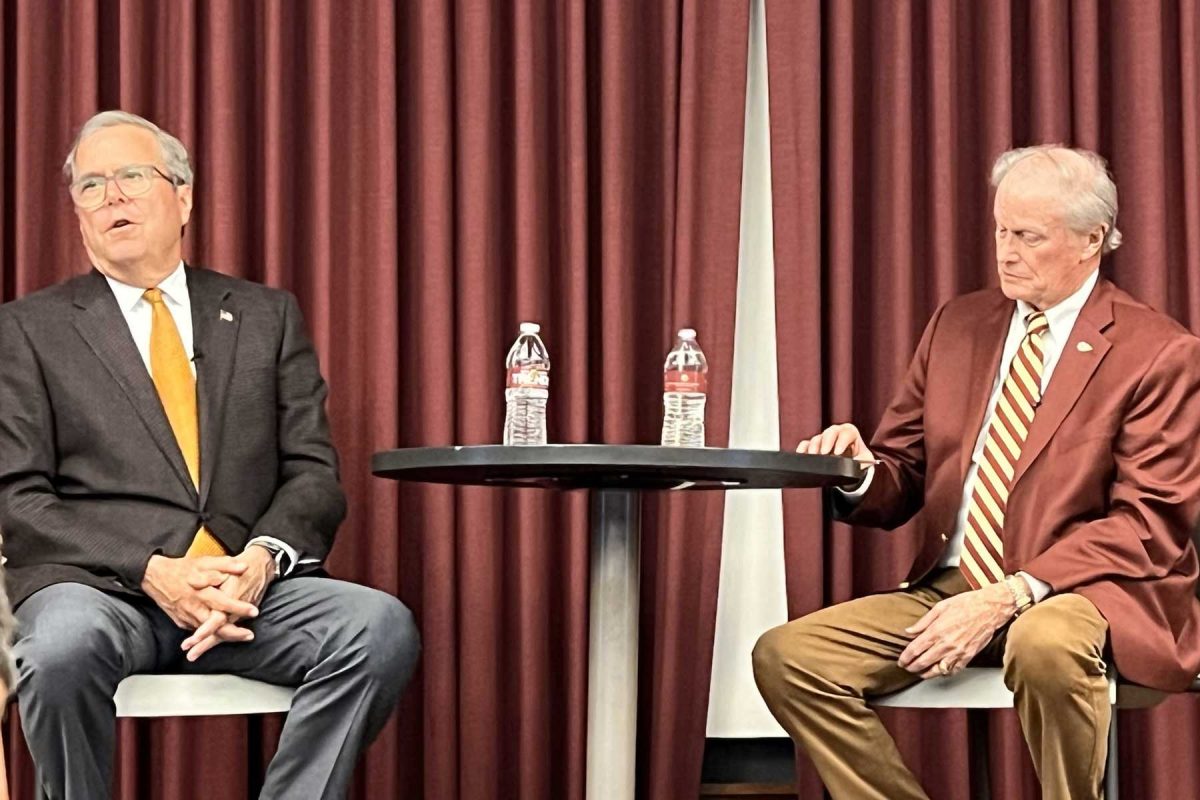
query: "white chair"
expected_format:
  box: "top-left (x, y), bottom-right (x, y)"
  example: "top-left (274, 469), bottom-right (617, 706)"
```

top-left (113, 673), bottom-right (295, 717)
top-left (871, 667), bottom-right (1120, 799)
top-left (870, 522), bottom-right (1200, 798)
top-left (34, 674), bottom-right (295, 799)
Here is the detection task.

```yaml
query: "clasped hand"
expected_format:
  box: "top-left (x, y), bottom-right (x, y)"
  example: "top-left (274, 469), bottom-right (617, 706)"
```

top-left (141, 547), bottom-right (278, 662)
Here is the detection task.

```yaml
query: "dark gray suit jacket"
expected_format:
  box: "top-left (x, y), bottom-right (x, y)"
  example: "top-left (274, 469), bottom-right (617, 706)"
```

top-left (0, 266), bottom-right (347, 607)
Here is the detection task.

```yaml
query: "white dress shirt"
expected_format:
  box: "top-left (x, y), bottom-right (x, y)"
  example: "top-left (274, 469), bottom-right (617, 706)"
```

top-left (105, 260), bottom-right (196, 376)
top-left (104, 262), bottom-right (304, 574)
top-left (842, 269), bottom-right (1101, 602)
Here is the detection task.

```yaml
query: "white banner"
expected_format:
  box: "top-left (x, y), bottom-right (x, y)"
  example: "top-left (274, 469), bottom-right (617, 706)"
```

top-left (706, 0), bottom-right (788, 739)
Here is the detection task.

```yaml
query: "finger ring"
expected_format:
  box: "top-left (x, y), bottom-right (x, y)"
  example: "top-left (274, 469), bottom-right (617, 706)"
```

top-left (938, 660), bottom-right (952, 676)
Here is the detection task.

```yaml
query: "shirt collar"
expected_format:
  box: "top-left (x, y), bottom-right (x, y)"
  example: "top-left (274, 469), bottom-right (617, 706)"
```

top-left (1015, 268), bottom-right (1099, 341)
top-left (103, 261), bottom-right (188, 313)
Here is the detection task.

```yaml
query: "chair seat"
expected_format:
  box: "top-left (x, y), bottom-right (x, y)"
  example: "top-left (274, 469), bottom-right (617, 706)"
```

top-left (114, 674), bottom-right (295, 718)
top-left (870, 667), bottom-right (1117, 709)
top-left (870, 668), bottom-right (1017, 709)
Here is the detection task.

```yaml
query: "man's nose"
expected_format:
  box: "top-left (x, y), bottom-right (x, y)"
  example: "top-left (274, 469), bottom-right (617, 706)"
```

top-left (996, 239), bottom-right (1018, 263)
top-left (102, 178), bottom-right (130, 206)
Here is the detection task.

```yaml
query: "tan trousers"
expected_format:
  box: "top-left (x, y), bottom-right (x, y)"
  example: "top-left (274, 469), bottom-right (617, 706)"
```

top-left (752, 569), bottom-right (1111, 800)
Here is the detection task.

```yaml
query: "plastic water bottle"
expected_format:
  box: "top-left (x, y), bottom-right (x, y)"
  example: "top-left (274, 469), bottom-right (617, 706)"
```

top-left (661, 328), bottom-right (707, 447)
top-left (504, 322), bottom-right (550, 446)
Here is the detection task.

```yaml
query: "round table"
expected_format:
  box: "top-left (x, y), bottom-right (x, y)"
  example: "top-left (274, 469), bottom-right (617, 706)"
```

top-left (371, 444), bottom-right (862, 800)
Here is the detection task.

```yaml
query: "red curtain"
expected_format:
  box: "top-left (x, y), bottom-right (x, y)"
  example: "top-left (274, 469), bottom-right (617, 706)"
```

top-left (768, 1), bottom-right (1200, 798)
top-left (0, 1), bottom-right (750, 798)
top-left (396, 2), bottom-right (748, 798)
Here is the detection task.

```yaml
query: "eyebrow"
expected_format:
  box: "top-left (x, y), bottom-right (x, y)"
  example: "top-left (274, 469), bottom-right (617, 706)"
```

top-left (996, 222), bottom-right (1048, 235)
top-left (71, 164), bottom-right (154, 181)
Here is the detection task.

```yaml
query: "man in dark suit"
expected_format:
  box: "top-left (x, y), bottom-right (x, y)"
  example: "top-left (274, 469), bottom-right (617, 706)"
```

top-left (753, 146), bottom-right (1200, 799)
top-left (0, 110), bottom-right (420, 799)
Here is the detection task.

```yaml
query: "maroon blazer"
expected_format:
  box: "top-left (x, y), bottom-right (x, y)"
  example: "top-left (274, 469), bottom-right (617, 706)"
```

top-left (840, 278), bottom-right (1200, 691)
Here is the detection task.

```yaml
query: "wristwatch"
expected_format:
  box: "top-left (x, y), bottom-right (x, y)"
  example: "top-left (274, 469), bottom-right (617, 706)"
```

top-left (1004, 574), bottom-right (1034, 616)
top-left (250, 541), bottom-right (288, 576)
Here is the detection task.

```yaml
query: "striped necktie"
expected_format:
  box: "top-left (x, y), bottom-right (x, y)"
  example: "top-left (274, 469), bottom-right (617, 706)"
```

top-left (959, 311), bottom-right (1049, 589)
top-left (144, 288), bottom-right (226, 558)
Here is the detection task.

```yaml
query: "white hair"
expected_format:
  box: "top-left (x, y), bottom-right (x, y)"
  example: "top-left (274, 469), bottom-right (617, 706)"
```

top-left (62, 110), bottom-right (194, 186)
top-left (990, 144), bottom-right (1122, 254)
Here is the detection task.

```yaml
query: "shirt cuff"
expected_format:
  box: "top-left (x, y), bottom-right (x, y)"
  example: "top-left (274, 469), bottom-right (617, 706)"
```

top-left (1016, 570), bottom-right (1052, 603)
top-left (836, 464), bottom-right (875, 501)
top-left (246, 535), bottom-right (300, 576)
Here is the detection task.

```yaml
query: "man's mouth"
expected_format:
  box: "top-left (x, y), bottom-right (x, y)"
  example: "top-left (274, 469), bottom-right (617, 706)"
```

top-left (109, 219), bottom-right (135, 231)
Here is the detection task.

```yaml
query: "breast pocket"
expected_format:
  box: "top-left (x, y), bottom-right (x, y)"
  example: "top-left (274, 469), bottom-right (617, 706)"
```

top-left (227, 366), bottom-right (277, 407)
top-left (1047, 431), bottom-right (1115, 459)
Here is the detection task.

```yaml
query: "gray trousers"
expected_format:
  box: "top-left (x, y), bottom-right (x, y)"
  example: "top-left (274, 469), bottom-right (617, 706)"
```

top-left (13, 577), bottom-right (421, 800)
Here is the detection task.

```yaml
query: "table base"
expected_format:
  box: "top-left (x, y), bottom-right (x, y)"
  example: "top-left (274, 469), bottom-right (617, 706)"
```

top-left (586, 489), bottom-right (642, 800)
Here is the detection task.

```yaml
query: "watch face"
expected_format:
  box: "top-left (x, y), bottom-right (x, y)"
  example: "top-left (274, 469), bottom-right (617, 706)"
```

top-left (252, 542), bottom-right (286, 569)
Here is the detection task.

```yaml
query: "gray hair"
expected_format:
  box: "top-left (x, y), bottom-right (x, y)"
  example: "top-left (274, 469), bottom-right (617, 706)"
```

top-left (62, 110), bottom-right (194, 186)
top-left (990, 144), bottom-right (1122, 255)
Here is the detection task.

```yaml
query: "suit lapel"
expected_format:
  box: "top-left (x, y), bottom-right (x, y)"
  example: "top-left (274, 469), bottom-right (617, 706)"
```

top-left (1010, 279), bottom-right (1115, 488)
top-left (958, 294), bottom-right (1015, 484)
top-left (188, 266), bottom-right (239, 508)
top-left (71, 270), bottom-right (196, 498)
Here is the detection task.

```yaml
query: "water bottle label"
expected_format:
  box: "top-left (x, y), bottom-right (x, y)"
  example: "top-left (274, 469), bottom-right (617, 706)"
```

top-left (508, 366), bottom-right (550, 390)
top-left (664, 370), bottom-right (706, 393)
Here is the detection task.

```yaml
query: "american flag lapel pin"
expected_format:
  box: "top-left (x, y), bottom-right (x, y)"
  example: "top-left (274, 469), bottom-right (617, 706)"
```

top-left (220, 309), bottom-right (234, 322)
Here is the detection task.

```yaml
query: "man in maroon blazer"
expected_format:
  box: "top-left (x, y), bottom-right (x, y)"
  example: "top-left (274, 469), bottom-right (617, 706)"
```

top-left (753, 145), bottom-right (1200, 800)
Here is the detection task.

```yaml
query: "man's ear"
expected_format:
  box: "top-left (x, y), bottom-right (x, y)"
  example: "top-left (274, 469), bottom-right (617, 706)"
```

top-left (1082, 225), bottom-right (1106, 261)
top-left (176, 184), bottom-right (194, 228)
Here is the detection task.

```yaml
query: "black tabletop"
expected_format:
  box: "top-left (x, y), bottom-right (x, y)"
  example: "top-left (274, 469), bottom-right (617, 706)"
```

top-left (371, 444), bottom-right (864, 491)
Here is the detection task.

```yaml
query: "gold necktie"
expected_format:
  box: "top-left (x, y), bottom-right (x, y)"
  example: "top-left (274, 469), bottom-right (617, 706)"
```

top-left (144, 288), bottom-right (225, 558)
top-left (959, 312), bottom-right (1049, 589)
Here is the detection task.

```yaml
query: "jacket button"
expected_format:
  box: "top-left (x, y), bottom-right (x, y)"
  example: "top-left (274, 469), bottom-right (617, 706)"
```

top-left (898, 581), bottom-right (910, 589)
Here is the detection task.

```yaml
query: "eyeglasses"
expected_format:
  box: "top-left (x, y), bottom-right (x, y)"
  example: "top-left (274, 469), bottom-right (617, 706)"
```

top-left (68, 164), bottom-right (181, 209)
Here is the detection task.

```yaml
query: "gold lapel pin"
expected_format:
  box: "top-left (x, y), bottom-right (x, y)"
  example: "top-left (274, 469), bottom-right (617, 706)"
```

top-left (1076, 341), bottom-right (1094, 352)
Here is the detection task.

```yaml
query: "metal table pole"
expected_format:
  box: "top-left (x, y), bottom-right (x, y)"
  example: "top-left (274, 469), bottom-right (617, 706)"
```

top-left (585, 489), bottom-right (642, 800)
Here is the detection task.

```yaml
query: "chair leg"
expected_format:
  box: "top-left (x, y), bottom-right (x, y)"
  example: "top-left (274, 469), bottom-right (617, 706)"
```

top-left (1105, 708), bottom-right (1119, 800)
top-left (967, 709), bottom-right (992, 800)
